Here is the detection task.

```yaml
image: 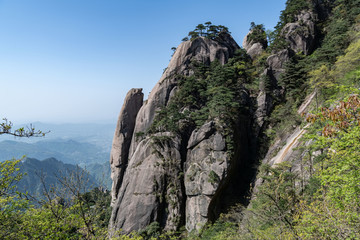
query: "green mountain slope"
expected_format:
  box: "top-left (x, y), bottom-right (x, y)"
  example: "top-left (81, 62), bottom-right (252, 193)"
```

top-left (17, 157), bottom-right (100, 198)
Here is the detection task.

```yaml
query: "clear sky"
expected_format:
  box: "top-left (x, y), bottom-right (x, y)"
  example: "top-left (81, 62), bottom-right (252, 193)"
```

top-left (0, 0), bottom-right (286, 124)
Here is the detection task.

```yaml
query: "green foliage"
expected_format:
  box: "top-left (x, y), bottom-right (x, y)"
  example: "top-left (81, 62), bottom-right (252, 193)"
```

top-left (247, 22), bottom-right (267, 45)
top-left (265, 97), bottom-right (302, 142)
top-left (0, 157), bottom-right (112, 239)
top-left (279, 53), bottom-right (308, 105)
top-left (198, 221), bottom-right (239, 240)
top-left (309, 64), bottom-right (335, 104)
top-left (243, 162), bottom-right (302, 239)
top-left (268, 0), bottom-right (313, 51)
top-left (332, 29), bottom-right (360, 82)
top-left (138, 222), bottom-right (161, 239)
top-left (312, 18), bottom-right (351, 64)
top-left (0, 159), bottom-right (29, 240)
top-left (186, 22), bottom-right (230, 41)
top-left (0, 118), bottom-right (48, 137)
top-left (19, 205), bottom-right (84, 240)
top-left (0, 159), bottom-right (25, 197)
top-left (265, 29), bottom-right (276, 46)
top-left (81, 188), bottom-right (112, 229)
top-left (208, 170), bottom-right (220, 185)
top-left (308, 28), bottom-right (360, 104)
top-left (266, 53), bottom-right (307, 141)
top-left (149, 49), bottom-right (253, 157)
top-left (279, 0), bottom-right (312, 26)
top-left (310, 0), bottom-right (360, 66)
top-left (293, 95), bottom-right (360, 239)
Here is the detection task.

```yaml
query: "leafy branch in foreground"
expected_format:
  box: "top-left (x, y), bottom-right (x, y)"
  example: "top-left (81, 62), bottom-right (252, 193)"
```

top-left (0, 118), bottom-right (49, 137)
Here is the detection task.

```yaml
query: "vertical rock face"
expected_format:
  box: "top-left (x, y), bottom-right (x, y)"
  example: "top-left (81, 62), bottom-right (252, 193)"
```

top-left (185, 122), bottom-right (229, 231)
top-left (281, 11), bottom-right (317, 55)
top-left (257, 8), bottom-right (319, 133)
top-left (106, 0), bottom-right (336, 236)
top-left (110, 88), bottom-right (144, 205)
top-left (109, 34), bottom-right (243, 236)
top-left (128, 34), bottom-right (239, 157)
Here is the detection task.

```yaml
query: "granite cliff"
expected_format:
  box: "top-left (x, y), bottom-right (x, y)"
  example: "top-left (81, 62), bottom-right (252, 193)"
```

top-left (109, 0), bottom-right (340, 236)
top-left (109, 32), bottom-right (249, 235)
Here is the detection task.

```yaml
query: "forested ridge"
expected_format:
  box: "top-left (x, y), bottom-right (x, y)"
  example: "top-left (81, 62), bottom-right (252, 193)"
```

top-left (1, 0), bottom-right (360, 239)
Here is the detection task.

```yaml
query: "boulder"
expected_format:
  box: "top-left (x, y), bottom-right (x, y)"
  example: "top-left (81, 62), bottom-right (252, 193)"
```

top-left (281, 11), bottom-right (316, 55)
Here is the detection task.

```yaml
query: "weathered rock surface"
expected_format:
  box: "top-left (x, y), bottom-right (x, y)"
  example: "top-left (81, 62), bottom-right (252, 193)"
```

top-left (266, 49), bottom-right (294, 81)
top-left (109, 34), bottom-right (241, 236)
top-left (243, 30), bottom-right (267, 59)
top-left (281, 11), bottom-right (317, 55)
top-left (128, 34), bottom-right (239, 157)
top-left (108, 1), bottom-right (339, 236)
top-left (110, 88), bottom-right (144, 205)
top-left (109, 133), bottom-right (183, 234)
top-left (185, 122), bottom-right (229, 231)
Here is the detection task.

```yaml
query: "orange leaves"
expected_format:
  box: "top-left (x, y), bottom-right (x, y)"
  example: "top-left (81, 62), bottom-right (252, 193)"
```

top-left (322, 124), bottom-right (336, 137)
top-left (306, 95), bottom-right (360, 137)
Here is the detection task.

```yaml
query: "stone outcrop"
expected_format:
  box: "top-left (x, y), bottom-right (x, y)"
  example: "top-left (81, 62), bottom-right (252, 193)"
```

top-left (266, 48), bottom-right (294, 81)
top-left (110, 88), bottom-right (144, 206)
top-left (109, 2), bottom-right (327, 234)
top-left (243, 30), bottom-right (267, 59)
top-left (128, 34), bottom-right (239, 157)
top-left (184, 122), bottom-right (229, 231)
top-left (109, 132), bottom-right (183, 233)
top-left (257, 9), bottom-right (318, 130)
top-left (109, 34), bottom-right (242, 236)
top-left (281, 11), bottom-right (317, 55)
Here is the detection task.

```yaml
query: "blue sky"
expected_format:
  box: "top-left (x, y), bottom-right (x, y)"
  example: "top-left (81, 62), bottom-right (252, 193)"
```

top-left (0, 0), bottom-right (286, 124)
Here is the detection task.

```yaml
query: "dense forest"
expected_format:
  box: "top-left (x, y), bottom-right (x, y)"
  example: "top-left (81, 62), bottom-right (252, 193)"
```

top-left (1, 0), bottom-right (360, 239)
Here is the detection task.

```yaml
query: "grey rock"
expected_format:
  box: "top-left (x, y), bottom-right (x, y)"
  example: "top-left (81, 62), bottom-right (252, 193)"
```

top-left (186, 195), bottom-right (211, 231)
top-left (247, 43), bottom-right (266, 59)
top-left (109, 34), bottom-right (240, 236)
top-left (281, 11), bottom-right (316, 55)
top-left (267, 49), bottom-right (293, 80)
top-left (110, 88), bottom-right (143, 205)
top-left (254, 91), bottom-right (270, 137)
top-left (129, 36), bottom-right (239, 157)
top-left (187, 121), bottom-right (215, 149)
top-left (185, 128), bottom-right (229, 231)
top-left (109, 133), bottom-right (183, 234)
top-left (243, 30), bottom-right (267, 59)
top-left (254, 68), bottom-right (277, 136)
top-left (212, 133), bottom-right (225, 151)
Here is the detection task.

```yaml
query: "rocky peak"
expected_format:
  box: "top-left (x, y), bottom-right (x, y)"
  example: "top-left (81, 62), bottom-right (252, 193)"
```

top-left (110, 88), bottom-right (143, 205)
top-left (128, 34), bottom-right (239, 157)
top-left (167, 34), bottom-right (239, 77)
top-left (109, 33), bottom-right (241, 236)
top-left (243, 28), bottom-right (268, 59)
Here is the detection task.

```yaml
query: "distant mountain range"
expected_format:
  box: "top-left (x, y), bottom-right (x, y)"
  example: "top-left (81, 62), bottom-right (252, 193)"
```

top-left (0, 122), bottom-right (116, 165)
top-left (0, 122), bottom-right (115, 194)
top-left (2, 122), bottom-right (116, 152)
top-left (0, 139), bottom-right (109, 166)
top-left (17, 157), bottom-right (102, 198)
top-left (86, 161), bottom-right (112, 190)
